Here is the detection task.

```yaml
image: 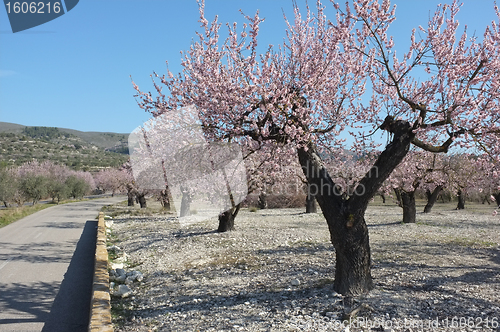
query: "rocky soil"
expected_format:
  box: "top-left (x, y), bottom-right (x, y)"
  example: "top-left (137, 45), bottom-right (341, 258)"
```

top-left (106, 201), bottom-right (500, 332)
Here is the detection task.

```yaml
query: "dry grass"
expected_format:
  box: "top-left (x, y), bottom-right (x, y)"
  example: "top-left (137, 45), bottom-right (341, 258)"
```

top-left (0, 203), bottom-right (56, 228)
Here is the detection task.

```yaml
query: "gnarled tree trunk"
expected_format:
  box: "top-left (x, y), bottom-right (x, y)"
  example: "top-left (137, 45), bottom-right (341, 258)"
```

top-left (423, 185), bottom-right (443, 213)
top-left (394, 188), bottom-right (403, 207)
top-left (400, 190), bottom-right (416, 223)
top-left (127, 185), bottom-right (135, 207)
top-left (379, 194), bottom-right (386, 204)
top-left (217, 203), bottom-right (241, 232)
top-left (127, 193), bottom-right (135, 206)
top-left (159, 187), bottom-right (173, 211)
top-left (296, 116), bottom-right (414, 296)
top-left (217, 166), bottom-right (242, 233)
top-left (492, 193), bottom-right (500, 208)
top-left (136, 193), bottom-right (147, 208)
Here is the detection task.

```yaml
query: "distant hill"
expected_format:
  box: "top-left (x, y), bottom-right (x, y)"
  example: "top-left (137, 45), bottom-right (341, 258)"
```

top-left (0, 122), bottom-right (130, 170)
top-left (0, 122), bottom-right (129, 153)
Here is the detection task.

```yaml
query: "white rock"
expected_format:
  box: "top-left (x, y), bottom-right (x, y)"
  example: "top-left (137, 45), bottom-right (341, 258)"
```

top-left (110, 262), bottom-right (124, 270)
top-left (291, 279), bottom-right (300, 286)
top-left (128, 270), bottom-right (144, 282)
top-left (115, 254), bottom-right (128, 263)
top-left (116, 284), bottom-right (132, 298)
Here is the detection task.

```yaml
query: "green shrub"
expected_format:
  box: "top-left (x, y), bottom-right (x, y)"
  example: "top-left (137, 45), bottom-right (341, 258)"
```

top-left (19, 175), bottom-right (48, 204)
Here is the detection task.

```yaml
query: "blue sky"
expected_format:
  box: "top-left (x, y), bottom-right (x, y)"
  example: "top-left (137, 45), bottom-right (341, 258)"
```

top-left (0, 0), bottom-right (498, 134)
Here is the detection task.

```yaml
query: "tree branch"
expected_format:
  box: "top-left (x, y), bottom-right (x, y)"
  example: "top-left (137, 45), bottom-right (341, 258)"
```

top-left (411, 128), bottom-right (465, 153)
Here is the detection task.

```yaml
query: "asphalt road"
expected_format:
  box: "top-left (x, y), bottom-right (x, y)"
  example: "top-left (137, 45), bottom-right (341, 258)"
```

top-left (0, 197), bottom-right (124, 332)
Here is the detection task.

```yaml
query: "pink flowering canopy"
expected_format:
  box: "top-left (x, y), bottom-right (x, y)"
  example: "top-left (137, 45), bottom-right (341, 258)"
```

top-left (353, 0), bottom-right (500, 154)
top-left (133, 0), bottom-right (370, 150)
top-left (133, 0), bottom-right (499, 158)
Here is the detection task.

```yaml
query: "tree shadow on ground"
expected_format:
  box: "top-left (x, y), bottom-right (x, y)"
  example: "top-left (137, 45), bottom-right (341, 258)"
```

top-left (367, 221), bottom-right (402, 227)
top-left (122, 241), bottom-right (499, 329)
top-left (256, 243), bottom-right (333, 256)
top-left (35, 221), bottom-right (83, 229)
top-left (0, 281), bottom-right (58, 326)
top-left (0, 240), bottom-right (75, 264)
top-left (173, 229), bottom-right (218, 238)
top-left (370, 242), bottom-right (500, 320)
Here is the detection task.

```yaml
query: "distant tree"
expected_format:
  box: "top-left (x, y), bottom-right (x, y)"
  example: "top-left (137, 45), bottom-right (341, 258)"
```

top-left (14, 160), bottom-right (95, 203)
top-left (64, 175), bottom-right (91, 199)
top-left (94, 168), bottom-right (128, 196)
top-left (22, 126), bottom-right (62, 140)
top-left (473, 155), bottom-right (500, 208)
top-left (447, 154), bottom-right (480, 210)
top-left (421, 155), bottom-right (450, 213)
top-left (0, 167), bottom-right (17, 207)
top-left (19, 175), bottom-right (47, 204)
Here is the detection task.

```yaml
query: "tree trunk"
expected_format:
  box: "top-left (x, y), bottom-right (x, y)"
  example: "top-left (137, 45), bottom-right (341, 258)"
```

top-left (217, 165), bottom-right (241, 232)
top-left (159, 187), bottom-right (173, 210)
top-left (400, 190), bottom-right (416, 223)
top-left (258, 192), bottom-right (268, 209)
top-left (423, 185), bottom-right (443, 213)
top-left (456, 189), bottom-right (465, 210)
top-left (217, 203), bottom-right (241, 232)
top-left (127, 189), bottom-right (135, 207)
top-left (180, 186), bottom-right (193, 217)
top-left (306, 195), bottom-right (317, 213)
top-left (296, 116), bottom-right (414, 296)
top-left (305, 183), bottom-right (317, 213)
top-left (332, 213), bottom-right (373, 295)
top-left (380, 194), bottom-right (386, 204)
top-left (481, 195), bottom-right (491, 205)
top-left (393, 188), bottom-right (403, 207)
top-left (493, 193), bottom-right (500, 208)
top-left (137, 193), bottom-right (147, 208)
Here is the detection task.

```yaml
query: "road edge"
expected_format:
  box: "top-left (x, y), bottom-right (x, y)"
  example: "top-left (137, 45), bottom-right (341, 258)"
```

top-left (89, 211), bottom-right (113, 332)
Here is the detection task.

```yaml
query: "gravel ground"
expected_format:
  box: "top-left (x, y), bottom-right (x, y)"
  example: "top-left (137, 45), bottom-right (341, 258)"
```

top-left (106, 201), bottom-right (500, 332)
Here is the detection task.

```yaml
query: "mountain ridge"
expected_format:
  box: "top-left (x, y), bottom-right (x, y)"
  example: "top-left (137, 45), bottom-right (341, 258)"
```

top-left (0, 121), bottom-right (129, 151)
top-left (0, 122), bottom-right (129, 169)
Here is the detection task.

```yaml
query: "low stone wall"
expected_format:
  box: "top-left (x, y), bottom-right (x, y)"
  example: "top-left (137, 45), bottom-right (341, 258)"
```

top-left (89, 212), bottom-right (113, 332)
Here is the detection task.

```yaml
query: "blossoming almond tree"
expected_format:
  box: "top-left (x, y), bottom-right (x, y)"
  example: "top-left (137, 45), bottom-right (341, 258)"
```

top-left (472, 155), bottom-right (500, 208)
top-left (446, 153), bottom-right (483, 209)
top-left (420, 154), bottom-right (450, 213)
top-left (387, 150), bottom-right (451, 221)
top-left (133, 0), bottom-right (500, 296)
